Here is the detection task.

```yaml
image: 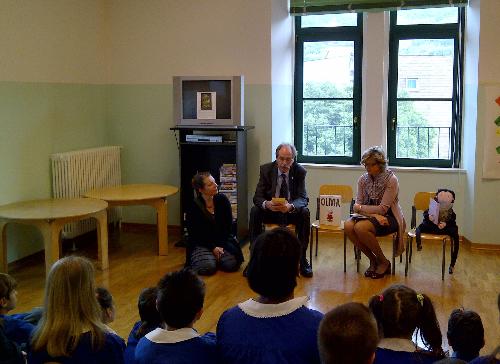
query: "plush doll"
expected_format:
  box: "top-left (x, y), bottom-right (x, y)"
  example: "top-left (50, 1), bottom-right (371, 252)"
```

top-left (416, 189), bottom-right (460, 274)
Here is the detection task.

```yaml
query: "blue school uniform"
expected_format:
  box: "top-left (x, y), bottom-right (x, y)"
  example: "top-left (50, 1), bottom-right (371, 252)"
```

top-left (216, 296), bottom-right (323, 364)
top-left (469, 347), bottom-right (500, 364)
top-left (28, 331), bottom-right (125, 364)
top-left (134, 327), bottom-right (217, 364)
top-left (124, 320), bottom-right (160, 364)
top-left (0, 313), bottom-right (35, 348)
top-left (373, 339), bottom-right (442, 364)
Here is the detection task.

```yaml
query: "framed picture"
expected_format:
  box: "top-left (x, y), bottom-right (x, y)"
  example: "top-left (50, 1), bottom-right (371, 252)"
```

top-left (197, 91), bottom-right (217, 119)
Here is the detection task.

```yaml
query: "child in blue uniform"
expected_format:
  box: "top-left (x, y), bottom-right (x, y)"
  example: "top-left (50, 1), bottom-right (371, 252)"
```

top-left (318, 302), bottom-right (378, 364)
top-left (28, 256), bottom-right (125, 363)
top-left (368, 284), bottom-right (445, 364)
top-left (216, 227), bottom-right (323, 364)
top-left (446, 308), bottom-right (485, 362)
top-left (124, 287), bottom-right (162, 364)
top-left (134, 268), bottom-right (217, 364)
top-left (0, 273), bottom-right (35, 349)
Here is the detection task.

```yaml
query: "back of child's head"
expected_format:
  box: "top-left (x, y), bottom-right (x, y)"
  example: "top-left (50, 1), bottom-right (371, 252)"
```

top-left (368, 284), bottom-right (444, 357)
top-left (156, 268), bottom-right (205, 329)
top-left (135, 287), bottom-right (161, 338)
top-left (447, 308), bottom-right (484, 358)
top-left (247, 227), bottom-right (301, 300)
top-left (0, 273), bottom-right (17, 313)
top-left (318, 302), bottom-right (378, 364)
top-left (32, 256), bottom-right (105, 357)
top-left (96, 287), bottom-right (115, 324)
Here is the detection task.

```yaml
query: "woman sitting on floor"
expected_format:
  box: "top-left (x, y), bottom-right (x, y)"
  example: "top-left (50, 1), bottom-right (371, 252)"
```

top-left (185, 172), bottom-right (243, 276)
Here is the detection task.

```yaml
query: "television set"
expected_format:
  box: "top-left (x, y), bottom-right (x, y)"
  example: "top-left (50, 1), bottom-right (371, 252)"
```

top-left (173, 75), bottom-right (244, 126)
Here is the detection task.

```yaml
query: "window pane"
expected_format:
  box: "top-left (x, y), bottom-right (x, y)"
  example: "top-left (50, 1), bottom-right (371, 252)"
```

top-left (301, 14), bottom-right (357, 28)
top-left (302, 100), bottom-right (353, 157)
top-left (397, 8), bottom-right (458, 25)
top-left (397, 39), bottom-right (454, 98)
top-left (396, 100), bottom-right (452, 159)
top-left (304, 41), bottom-right (354, 98)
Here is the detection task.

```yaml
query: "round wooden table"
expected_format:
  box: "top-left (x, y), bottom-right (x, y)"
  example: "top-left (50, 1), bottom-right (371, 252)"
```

top-left (84, 184), bottom-right (178, 255)
top-left (0, 198), bottom-right (109, 276)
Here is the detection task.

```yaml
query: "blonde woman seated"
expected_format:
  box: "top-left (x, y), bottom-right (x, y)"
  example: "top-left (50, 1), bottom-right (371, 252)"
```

top-left (28, 256), bottom-right (125, 363)
top-left (344, 146), bottom-right (406, 279)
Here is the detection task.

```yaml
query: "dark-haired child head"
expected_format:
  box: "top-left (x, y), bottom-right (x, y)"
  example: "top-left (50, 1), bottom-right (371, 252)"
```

top-left (135, 287), bottom-right (161, 338)
top-left (96, 287), bottom-right (115, 324)
top-left (368, 284), bottom-right (444, 357)
top-left (247, 227), bottom-right (301, 301)
top-left (447, 308), bottom-right (484, 361)
top-left (0, 273), bottom-right (17, 314)
top-left (318, 302), bottom-right (378, 364)
top-left (157, 268), bottom-right (205, 329)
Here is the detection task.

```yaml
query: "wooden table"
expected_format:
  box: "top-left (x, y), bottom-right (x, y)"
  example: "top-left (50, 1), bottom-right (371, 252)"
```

top-left (84, 184), bottom-right (178, 255)
top-left (0, 198), bottom-right (109, 275)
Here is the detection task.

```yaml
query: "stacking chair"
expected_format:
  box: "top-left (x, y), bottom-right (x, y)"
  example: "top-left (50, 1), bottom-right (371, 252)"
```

top-left (406, 191), bottom-right (453, 280)
top-left (309, 185), bottom-right (353, 271)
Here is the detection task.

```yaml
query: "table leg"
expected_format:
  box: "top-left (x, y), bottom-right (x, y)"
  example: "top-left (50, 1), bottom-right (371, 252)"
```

top-left (95, 210), bottom-right (109, 270)
top-left (37, 221), bottom-right (62, 277)
top-left (0, 221), bottom-right (8, 273)
top-left (153, 198), bottom-right (168, 256)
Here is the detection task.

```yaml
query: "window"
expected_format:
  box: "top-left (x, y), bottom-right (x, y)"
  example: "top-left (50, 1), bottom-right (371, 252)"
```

top-left (294, 13), bottom-right (362, 164)
top-left (387, 7), bottom-right (464, 167)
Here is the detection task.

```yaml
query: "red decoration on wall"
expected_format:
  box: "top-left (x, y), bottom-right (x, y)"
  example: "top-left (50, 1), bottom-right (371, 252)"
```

top-left (495, 96), bottom-right (500, 106)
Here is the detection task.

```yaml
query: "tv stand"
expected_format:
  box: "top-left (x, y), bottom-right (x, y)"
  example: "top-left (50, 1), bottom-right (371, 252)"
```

top-left (171, 125), bottom-right (254, 244)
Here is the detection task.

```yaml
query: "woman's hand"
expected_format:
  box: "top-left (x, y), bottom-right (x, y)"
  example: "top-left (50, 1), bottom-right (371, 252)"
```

top-left (353, 203), bottom-right (361, 213)
top-left (438, 221), bottom-right (446, 229)
top-left (212, 247), bottom-right (224, 260)
top-left (373, 214), bottom-right (389, 226)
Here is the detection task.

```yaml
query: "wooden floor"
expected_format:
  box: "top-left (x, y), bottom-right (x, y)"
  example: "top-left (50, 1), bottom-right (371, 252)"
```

top-left (9, 227), bottom-right (500, 355)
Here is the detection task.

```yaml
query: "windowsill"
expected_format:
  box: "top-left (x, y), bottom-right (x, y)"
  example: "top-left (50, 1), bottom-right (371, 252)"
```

top-left (302, 163), bottom-right (466, 174)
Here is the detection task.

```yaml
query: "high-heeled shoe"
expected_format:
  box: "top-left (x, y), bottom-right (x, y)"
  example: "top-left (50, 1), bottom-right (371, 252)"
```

top-left (448, 265), bottom-right (454, 274)
top-left (370, 263), bottom-right (391, 279)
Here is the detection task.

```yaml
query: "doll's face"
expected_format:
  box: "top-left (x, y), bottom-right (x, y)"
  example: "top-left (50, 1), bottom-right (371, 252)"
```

top-left (436, 190), bottom-right (454, 210)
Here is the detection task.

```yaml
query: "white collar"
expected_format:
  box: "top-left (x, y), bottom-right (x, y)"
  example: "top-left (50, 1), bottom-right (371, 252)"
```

top-left (145, 327), bottom-right (200, 344)
top-left (104, 324), bottom-right (118, 336)
top-left (238, 296), bottom-right (309, 318)
top-left (378, 338), bottom-right (417, 352)
top-left (277, 167), bottom-right (289, 178)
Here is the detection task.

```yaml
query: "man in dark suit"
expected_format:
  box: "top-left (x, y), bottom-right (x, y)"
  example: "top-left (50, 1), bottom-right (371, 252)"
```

top-left (248, 143), bottom-right (313, 277)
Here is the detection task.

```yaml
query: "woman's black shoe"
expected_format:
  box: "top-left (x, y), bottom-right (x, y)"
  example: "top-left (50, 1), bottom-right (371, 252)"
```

top-left (370, 263), bottom-right (391, 279)
top-left (449, 265), bottom-right (454, 274)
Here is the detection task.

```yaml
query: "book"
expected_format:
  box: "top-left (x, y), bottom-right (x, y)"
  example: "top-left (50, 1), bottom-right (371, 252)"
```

top-left (428, 198), bottom-right (440, 225)
top-left (272, 197), bottom-right (286, 205)
top-left (319, 195), bottom-right (342, 226)
top-left (350, 213), bottom-right (369, 220)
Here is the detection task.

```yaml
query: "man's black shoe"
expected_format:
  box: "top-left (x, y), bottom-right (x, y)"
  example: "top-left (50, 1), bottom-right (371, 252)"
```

top-left (300, 259), bottom-right (313, 278)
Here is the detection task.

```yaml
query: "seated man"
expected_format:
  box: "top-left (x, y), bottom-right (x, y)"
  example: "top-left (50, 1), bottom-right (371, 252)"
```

top-left (249, 143), bottom-right (312, 277)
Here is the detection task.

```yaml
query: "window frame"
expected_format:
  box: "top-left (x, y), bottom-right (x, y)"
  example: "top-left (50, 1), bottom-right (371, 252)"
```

top-left (386, 9), bottom-right (465, 168)
top-left (294, 14), bottom-right (363, 165)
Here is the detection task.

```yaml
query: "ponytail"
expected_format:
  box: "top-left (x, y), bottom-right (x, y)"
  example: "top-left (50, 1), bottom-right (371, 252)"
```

top-left (416, 293), bottom-right (445, 358)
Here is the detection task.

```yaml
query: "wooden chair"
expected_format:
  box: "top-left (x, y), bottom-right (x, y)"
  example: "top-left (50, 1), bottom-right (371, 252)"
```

top-left (309, 185), bottom-right (353, 271)
top-left (405, 191), bottom-right (454, 280)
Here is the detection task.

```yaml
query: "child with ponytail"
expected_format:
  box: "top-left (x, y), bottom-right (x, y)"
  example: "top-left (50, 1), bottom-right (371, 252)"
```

top-left (368, 284), bottom-right (445, 364)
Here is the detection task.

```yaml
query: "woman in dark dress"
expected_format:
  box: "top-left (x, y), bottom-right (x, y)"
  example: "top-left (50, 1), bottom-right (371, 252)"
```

top-left (186, 172), bottom-right (243, 276)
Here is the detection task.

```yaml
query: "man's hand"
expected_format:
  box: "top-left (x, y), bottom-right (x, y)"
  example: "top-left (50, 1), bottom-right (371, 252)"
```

top-left (438, 221), bottom-right (446, 229)
top-left (212, 247), bottom-right (224, 260)
top-left (265, 200), bottom-right (291, 213)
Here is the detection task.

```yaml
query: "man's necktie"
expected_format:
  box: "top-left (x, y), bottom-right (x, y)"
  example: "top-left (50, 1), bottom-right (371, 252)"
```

top-left (279, 173), bottom-right (288, 200)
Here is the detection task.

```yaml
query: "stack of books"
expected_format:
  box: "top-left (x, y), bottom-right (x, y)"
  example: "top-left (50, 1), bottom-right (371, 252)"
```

top-left (219, 164), bottom-right (237, 220)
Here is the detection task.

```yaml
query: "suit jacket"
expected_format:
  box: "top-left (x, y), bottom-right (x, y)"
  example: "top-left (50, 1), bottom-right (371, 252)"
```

top-left (253, 161), bottom-right (308, 210)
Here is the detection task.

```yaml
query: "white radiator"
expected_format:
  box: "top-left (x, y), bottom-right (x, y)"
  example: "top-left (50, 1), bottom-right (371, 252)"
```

top-left (50, 146), bottom-right (122, 239)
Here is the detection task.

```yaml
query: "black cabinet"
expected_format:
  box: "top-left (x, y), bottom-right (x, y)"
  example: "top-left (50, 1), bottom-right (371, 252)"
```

top-left (171, 126), bottom-right (253, 243)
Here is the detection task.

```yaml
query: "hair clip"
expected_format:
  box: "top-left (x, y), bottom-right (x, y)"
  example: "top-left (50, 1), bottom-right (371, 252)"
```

top-left (379, 294), bottom-right (384, 302)
top-left (416, 293), bottom-right (424, 306)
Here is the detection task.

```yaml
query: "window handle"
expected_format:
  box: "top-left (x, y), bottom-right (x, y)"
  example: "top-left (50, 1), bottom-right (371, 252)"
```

top-left (391, 117), bottom-right (397, 131)
top-left (353, 116), bottom-right (359, 128)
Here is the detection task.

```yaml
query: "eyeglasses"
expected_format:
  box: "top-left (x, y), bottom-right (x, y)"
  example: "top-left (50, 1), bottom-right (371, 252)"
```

top-left (278, 156), bottom-right (293, 163)
top-left (363, 161), bottom-right (378, 167)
